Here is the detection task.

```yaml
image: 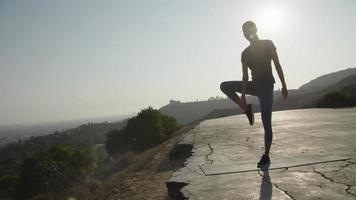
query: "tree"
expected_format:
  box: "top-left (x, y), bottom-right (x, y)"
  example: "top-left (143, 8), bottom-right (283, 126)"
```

top-left (105, 129), bottom-right (130, 155)
top-left (105, 107), bottom-right (180, 156)
top-left (169, 100), bottom-right (181, 104)
top-left (14, 144), bottom-right (95, 200)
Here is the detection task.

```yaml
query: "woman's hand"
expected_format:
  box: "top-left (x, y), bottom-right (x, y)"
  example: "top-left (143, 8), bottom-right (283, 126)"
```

top-left (282, 87), bottom-right (288, 101)
top-left (241, 94), bottom-right (247, 108)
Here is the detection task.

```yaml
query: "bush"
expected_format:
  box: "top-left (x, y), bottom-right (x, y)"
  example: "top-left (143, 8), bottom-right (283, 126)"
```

top-left (105, 107), bottom-right (180, 156)
top-left (317, 91), bottom-right (356, 108)
top-left (0, 175), bottom-right (19, 198)
top-left (105, 129), bottom-right (130, 155)
top-left (14, 144), bottom-right (95, 200)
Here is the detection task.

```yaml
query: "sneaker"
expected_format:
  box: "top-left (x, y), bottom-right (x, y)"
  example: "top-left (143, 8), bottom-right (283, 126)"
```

top-left (257, 154), bottom-right (271, 168)
top-left (244, 104), bottom-right (254, 125)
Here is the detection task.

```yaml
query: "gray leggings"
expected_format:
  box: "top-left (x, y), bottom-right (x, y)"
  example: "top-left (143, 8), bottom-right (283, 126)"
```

top-left (220, 81), bottom-right (274, 146)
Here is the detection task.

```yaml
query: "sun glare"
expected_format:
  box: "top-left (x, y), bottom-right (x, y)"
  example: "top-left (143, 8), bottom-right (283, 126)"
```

top-left (255, 5), bottom-right (287, 35)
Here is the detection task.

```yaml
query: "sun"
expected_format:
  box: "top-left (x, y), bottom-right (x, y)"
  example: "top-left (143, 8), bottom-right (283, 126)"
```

top-left (254, 4), bottom-right (287, 35)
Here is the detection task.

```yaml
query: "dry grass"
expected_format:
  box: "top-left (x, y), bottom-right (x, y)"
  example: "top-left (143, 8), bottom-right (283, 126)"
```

top-left (53, 122), bottom-right (198, 200)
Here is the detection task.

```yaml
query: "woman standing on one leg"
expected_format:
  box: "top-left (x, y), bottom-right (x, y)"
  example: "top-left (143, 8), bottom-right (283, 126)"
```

top-left (220, 20), bottom-right (288, 168)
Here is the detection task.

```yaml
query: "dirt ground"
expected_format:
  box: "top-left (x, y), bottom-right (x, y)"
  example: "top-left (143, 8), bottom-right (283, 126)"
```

top-left (95, 123), bottom-right (198, 200)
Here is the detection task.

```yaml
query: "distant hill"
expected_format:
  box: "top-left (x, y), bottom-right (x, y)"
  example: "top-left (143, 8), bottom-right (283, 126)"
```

top-left (0, 114), bottom-right (133, 147)
top-left (298, 67), bottom-right (356, 93)
top-left (159, 97), bottom-right (259, 125)
top-left (159, 99), bottom-right (232, 125)
top-left (320, 74), bottom-right (356, 94)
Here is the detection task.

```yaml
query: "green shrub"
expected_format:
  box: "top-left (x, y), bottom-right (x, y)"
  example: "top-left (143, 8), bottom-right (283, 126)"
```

top-left (14, 144), bottom-right (95, 200)
top-left (105, 106), bottom-right (180, 156)
top-left (0, 175), bottom-right (19, 198)
top-left (317, 91), bottom-right (356, 108)
top-left (105, 129), bottom-right (130, 155)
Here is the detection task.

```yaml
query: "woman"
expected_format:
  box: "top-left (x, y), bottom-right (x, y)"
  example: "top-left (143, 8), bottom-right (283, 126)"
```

top-left (220, 20), bottom-right (288, 168)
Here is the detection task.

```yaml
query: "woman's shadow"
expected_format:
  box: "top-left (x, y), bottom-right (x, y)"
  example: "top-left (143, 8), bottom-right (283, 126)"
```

top-left (259, 170), bottom-right (272, 200)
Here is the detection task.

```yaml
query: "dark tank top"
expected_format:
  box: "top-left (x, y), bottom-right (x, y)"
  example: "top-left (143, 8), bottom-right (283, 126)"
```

top-left (241, 39), bottom-right (276, 86)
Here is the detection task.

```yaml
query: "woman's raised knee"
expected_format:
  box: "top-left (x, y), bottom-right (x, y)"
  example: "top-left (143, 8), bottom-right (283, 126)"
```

top-left (220, 81), bottom-right (228, 92)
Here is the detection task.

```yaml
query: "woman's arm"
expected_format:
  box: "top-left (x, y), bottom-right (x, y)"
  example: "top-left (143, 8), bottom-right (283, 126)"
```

top-left (271, 49), bottom-right (288, 100)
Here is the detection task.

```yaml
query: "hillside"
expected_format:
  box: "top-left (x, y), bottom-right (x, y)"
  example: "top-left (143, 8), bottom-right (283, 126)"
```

top-left (298, 67), bottom-right (356, 92)
top-left (0, 119), bottom-right (127, 177)
top-left (159, 97), bottom-right (260, 125)
top-left (95, 123), bottom-right (196, 200)
top-left (0, 114), bottom-right (133, 147)
top-left (0, 107), bottom-right (184, 199)
top-left (320, 74), bottom-right (356, 94)
top-left (159, 99), bottom-right (237, 125)
top-left (32, 120), bottom-right (198, 200)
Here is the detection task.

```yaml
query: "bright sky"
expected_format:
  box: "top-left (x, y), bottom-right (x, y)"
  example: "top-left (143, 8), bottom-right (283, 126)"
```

top-left (1, 0), bottom-right (356, 126)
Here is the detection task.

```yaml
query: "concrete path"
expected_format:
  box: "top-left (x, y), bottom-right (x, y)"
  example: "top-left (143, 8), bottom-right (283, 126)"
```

top-left (168, 108), bottom-right (356, 200)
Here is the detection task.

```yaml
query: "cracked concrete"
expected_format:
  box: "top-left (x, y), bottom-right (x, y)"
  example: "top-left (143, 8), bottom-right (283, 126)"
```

top-left (312, 166), bottom-right (356, 197)
top-left (206, 143), bottom-right (214, 164)
top-left (167, 108), bottom-right (356, 199)
top-left (257, 170), bottom-right (296, 200)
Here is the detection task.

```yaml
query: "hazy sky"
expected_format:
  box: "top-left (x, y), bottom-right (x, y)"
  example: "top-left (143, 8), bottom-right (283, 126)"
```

top-left (1, 0), bottom-right (355, 126)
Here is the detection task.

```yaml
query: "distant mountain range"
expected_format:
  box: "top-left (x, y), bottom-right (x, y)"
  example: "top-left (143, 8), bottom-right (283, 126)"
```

top-left (0, 113), bottom-right (134, 147)
top-left (158, 99), bottom-right (240, 125)
top-left (159, 67), bottom-right (356, 124)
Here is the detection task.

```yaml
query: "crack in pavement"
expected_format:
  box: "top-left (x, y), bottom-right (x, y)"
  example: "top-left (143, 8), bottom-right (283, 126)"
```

top-left (273, 183), bottom-right (296, 200)
top-left (281, 160), bottom-right (351, 174)
top-left (328, 160), bottom-right (354, 173)
top-left (206, 143), bottom-right (214, 164)
top-left (257, 170), bottom-right (296, 200)
top-left (347, 160), bottom-right (356, 164)
top-left (312, 166), bottom-right (356, 197)
top-left (257, 160), bottom-right (356, 199)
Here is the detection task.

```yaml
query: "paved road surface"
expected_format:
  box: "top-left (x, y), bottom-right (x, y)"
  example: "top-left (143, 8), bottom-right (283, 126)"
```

top-left (168, 108), bottom-right (356, 200)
